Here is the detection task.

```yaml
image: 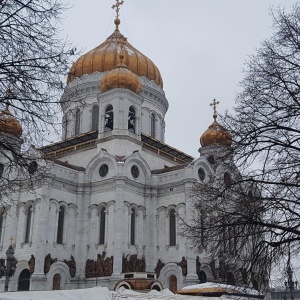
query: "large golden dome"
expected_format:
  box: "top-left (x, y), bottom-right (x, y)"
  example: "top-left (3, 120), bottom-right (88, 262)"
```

top-left (67, 28), bottom-right (163, 88)
top-left (100, 60), bottom-right (141, 94)
top-left (0, 105), bottom-right (22, 138)
top-left (200, 116), bottom-right (232, 147)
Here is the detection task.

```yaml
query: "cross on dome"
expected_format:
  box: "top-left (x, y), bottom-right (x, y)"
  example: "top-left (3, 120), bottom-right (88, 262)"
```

top-left (112, 0), bottom-right (124, 19)
top-left (210, 98), bottom-right (219, 121)
top-left (112, 0), bottom-right (124, 29)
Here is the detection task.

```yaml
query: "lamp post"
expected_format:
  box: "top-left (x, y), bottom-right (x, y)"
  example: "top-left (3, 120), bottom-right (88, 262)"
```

top-left (284, 264), bottom-right (298, 300)
top-left (4, 237), bottom-right (15, 292)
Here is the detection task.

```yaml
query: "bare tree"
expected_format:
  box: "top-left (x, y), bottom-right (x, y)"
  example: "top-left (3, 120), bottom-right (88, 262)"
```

top-left (184, 4), bottom-right (300, 288)
top-left (0, 0), bottom-right (76, 202)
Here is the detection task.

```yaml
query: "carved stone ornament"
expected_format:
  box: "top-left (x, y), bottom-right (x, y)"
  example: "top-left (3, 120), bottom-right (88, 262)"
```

top-left (64, 255), bottom-right (76, 277)
top-left (154, 259), bottom-right (165, 278)
top-left (85, 252), bottom-right (113, 278)
top-left (44, 253), bottom-right (57, 274)
top-left (122, 254), bottom-right (146, 273)
top-left (28, 254), bottom-right (35, 274)
top-left (196, 256), bottom-right (201, 274)
top-left (177, 256), bottom-right (187, 276)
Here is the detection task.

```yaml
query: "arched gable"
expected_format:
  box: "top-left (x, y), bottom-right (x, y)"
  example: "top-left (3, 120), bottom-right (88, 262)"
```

top-left (159, 263), bottom-right (183, 290)
top-left (46, 261), bottom-right (71, 290)
top-left (192, 157), bottom-right (215, 183)
top-left (123, 151), bottom-right (151, 184)
top-left (200, 264), bottom-right (215, 282)
top-left (85, 150), bottom-right (118, 182)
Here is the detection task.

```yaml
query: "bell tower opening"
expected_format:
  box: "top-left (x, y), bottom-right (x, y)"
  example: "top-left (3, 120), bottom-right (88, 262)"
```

top-left (128, 106), bottom-right (135, 133)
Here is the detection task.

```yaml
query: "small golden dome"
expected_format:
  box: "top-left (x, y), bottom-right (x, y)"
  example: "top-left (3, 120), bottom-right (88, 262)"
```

top-left (0, 105), bottom-right (22, 138)
top-left (200, 116), bottom-right (232, 147)
top-left (67, 28), bottom-right (163, 88)
top-left (100, 63), bottom-right (141, 94)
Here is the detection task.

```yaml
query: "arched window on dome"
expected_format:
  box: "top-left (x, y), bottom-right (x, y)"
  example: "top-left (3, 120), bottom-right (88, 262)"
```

top-left (150, 113), bottom-right (156, 138)
top-left (92, 105), bottom-right (99, 131)
top-left (25, 205), bottom-right (33, 243)
top-left (169, 209), bottom-right (176, 246)
top-left (130, 208), bottom-right (136, 245)
top-left (56, 206), bottom-right (65, 244)
top-left (128, 106), bottom-right (135, 133)
top-left (105, 105), bottom-right (114, 131)
top-left (99, 207), bottom-right (106, 245)
top-left (75, 109), bottom-right (81, 135)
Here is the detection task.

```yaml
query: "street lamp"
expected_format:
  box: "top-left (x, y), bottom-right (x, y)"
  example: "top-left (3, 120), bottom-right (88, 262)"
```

top-left (284, 264), bottom-right (298, 300)
top-left (4, 237), bottom-right (16, 292)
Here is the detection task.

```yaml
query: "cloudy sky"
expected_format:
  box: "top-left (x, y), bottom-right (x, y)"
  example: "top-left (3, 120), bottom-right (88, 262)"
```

top-left (61, 0), bottom-right (296, 158)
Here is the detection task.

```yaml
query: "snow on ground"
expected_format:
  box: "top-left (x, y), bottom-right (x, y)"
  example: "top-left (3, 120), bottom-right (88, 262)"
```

top-left (0, 284), bottom-right (261, 300)
top-left (0, 286), bottom-right (111, 300)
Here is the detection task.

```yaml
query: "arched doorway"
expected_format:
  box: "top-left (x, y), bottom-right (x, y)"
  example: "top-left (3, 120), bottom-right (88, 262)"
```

top-left (226, 272), bottom-right (236, 285)
top-left (52, 273), bottom-right (61, 290)
top-left (18, 269), bottom-right (30, 291)
top-left (198, 270), bottom-right (207, 283)
top-left (169, 275), bottom-right (177, 293)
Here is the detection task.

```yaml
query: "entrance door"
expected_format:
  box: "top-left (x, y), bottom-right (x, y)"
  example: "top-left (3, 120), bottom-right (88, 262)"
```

top-left (18, 269), bottom-right (30, 291)
top-left (198, 270), bottom-right (207, 283)
top-left (52, 273), bottom-right (61, 290)
top-left (169, 275), bottom-right (177, 293)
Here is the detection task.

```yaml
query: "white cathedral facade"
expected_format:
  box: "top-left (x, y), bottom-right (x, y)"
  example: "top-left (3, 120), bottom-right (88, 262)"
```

top-left (0, 11), bottom-right (235, 292)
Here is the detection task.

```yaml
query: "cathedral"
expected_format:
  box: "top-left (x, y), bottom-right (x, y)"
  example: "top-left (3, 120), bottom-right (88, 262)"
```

top-left (0, 1), bottom-right (234, 293)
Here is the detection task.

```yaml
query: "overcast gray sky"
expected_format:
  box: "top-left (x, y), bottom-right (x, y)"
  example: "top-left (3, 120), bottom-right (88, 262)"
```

top-left (61, 0), bottom-right (297, 158)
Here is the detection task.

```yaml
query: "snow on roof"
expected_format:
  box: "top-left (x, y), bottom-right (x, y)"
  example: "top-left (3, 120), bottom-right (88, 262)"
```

top-left (179, 282), bottom-right (260, 296)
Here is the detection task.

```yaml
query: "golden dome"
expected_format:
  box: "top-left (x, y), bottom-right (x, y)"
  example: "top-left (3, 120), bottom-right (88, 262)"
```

top-left (200, 116), bottom-right (232, 147)
top-left (67, 28), bottom-right (163, 88)
top-left (100, 61), bottom-right (141, 94)
top-left (0, 105), bottom-right (22, 138)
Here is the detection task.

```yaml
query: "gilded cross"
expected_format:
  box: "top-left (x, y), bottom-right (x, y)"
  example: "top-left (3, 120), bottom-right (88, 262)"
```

top-left (112, 0), bottom-right (124, 19)
top-left (10, 236), bottom-right (14, 246)
top-left (210, 98), bottom-right (219, 120)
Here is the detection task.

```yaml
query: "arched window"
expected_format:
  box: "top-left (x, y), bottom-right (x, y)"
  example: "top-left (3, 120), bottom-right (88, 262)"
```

top-left (62, 116), bottom-right (68, 139)
top-left (92, 105), bottom-right (99, 131)
top-left (75, 109), bottom-right (80, 135)
top-left (25, 205), bottom-right (32, 243)
top-left (99, 207), bottom-right (106, 245)
top-left (169, 209), bottom-right (176, 246)
top-left (52, 273), bottom-right (61, 290)
top-left (150, 114), bottom-right (155, 138)
top-left (0, 211), bottom-right (4, 243)
top-left (56, 206), bottom-right (65, 244)
top-left (130, 208), bottom-right (136, 245)
top-left (105, 105), bottom-right (114, 131)
top-left (0, 163), bottom-right (4, 178)
top-left (169, 275), bottom-right (177, 293)
top-left (128, 106), bottom-right (135, 133)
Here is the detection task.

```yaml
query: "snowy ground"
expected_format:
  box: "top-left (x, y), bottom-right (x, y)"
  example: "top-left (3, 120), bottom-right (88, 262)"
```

top-left (0, 284), bottom-right (262, 300)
